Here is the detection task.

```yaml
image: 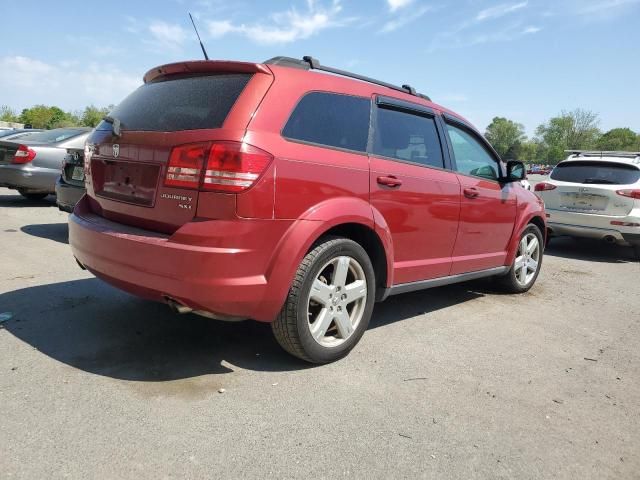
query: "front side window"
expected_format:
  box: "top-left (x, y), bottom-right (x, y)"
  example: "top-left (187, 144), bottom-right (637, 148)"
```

top-left (282, 92), bottom-right (371, 152)
top-left (372, 107), bottom-right (444, 169)
top-left (446, 124), bottom-right (499, 180)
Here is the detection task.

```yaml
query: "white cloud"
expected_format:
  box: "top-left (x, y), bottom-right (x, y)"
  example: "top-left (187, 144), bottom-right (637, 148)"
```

top-left (522, 25), bottom-right (541, 34)
top-left (578, 0), bottom-right (640, 14)
top-left (387, 0), bottom-right (414, 12)
top-left (205, 0), bottom-right (351, 45)
top-left (148, 20), bottom-right (187, 50)
top-left (0, 56), bottom-right (141, 111)
top-left (381, 5), bottom-right (433, 33)
top-left (476, 2), bottom-right (528, 22)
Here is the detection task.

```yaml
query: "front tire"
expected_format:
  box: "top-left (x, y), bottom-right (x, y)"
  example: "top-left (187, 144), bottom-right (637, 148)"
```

top-left (496, 224), bottom-right (544, 293)
top-left (272, 237), bottom-right (376, 364)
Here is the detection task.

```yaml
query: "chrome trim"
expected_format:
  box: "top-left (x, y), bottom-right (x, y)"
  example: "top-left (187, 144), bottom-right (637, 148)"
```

top-left (380, 266), bottom-right (509, 301)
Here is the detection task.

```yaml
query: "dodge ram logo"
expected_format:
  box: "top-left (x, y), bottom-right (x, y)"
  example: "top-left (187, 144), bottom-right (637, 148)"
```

top-left (113, 144), bottom-right (120, 158)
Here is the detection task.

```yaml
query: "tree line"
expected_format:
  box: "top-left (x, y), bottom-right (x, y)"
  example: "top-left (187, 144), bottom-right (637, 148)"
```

top-left (486, 109), bottom-right (640, 164)
top-left (2, 104), bottom-right (639, 164)
top-left (0, 104), bottom-right (113, 129)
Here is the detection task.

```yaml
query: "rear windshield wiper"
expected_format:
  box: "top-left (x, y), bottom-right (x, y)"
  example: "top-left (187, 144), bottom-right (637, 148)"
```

top-left (582, 178), bottom-right (617, 184)
top-left (102, 116), bottom-right (122, 137)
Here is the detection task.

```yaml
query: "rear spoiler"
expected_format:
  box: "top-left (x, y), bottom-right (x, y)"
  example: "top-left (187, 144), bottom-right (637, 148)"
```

top-left (143, 60), bottom-right (272, 84)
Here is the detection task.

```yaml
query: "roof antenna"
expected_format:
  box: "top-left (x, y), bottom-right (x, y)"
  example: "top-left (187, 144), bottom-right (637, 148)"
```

top-left (188, 12), bottom-right (209, 60)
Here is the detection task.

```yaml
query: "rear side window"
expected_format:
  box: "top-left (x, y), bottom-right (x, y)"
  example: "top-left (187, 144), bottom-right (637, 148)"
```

top-left (372, 107), bottom-right (444, 168)
top-left (550, 161), bottom-right (640, 185)
top-left (282, 92), bottom-right (370, 152)
top-left (97, 74), bottom-right (252, 132)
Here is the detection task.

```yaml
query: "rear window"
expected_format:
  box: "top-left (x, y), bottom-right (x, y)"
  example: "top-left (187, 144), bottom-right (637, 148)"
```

top-left (282, 92), bottom-right (371, 153)
top-left (97, 73), bottom-right (252, 132)
top-left (550, 161), bottom-right (640, 185)
top-left (20, 129), bottom-right (87, 144)
top-left (373, 107), bottom-right (444, 168)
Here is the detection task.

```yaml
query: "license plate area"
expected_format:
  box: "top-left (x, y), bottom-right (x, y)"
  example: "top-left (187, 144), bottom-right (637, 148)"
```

top-left (71, 166), bottom-right (85, 181)
top-left (560, 192), bottom-right (608, 212)
top-left (93, 159), bottom-right (161, 207)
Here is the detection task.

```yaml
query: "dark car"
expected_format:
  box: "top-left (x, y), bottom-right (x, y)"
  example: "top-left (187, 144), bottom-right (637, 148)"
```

top-left (69, 56), bottom-right (546, 363)
top-left (56, 147), bottom-right (86, 212)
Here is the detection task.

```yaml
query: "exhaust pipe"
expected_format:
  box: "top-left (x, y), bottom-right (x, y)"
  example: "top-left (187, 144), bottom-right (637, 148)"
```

top-left (603, 235), bottom-right (617, 244)
top-left (165, 296), bottom-right (193, 314)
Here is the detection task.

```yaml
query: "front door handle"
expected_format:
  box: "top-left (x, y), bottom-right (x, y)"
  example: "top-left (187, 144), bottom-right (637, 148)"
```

top-left (377, 175), bottom-right (403, 188)
top-left (463, 187), bottom-right (479, 199)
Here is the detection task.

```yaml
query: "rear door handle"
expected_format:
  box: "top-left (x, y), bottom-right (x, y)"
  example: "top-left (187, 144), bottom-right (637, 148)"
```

top-left (377, 175), bottom-right (403, 188)
top-left (463, 187), bottom-right (479, 199)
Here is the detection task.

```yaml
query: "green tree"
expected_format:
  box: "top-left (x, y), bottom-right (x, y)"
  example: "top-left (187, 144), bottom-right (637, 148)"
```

top-left (81, 105), bottom-right (111, 127)
top-left (518, 140), bottom-right (545, 163)
top-left (485, 117), bottom-right (526, 158)
top-left (18, 105), bottom-right (80, 129)
top-left (535, 109), bottom-right (601, 163)
top-left (0, 105), bottom-right (19, 123)
top-left (595, 128), bottom-right (639, 151)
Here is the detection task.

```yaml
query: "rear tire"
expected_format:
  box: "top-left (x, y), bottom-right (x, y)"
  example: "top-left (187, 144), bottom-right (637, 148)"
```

top-left (18, 191), bottom-right (48, 200)
top-left (496, 224), bottom-right (544, 293)
top-left (272, 237), bottom-right (376, 364)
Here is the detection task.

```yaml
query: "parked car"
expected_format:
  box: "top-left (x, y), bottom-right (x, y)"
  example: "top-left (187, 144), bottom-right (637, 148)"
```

top-left (56, 147), bottom-right (86, 212)
top-left (536, 151), bottom-right (640, 247)
top-left (0, 128), bottom-right (91, 199)
top-left (69, 56), bottom-right (546, 363)
top-left (0, 129), bottom-right (44, 140)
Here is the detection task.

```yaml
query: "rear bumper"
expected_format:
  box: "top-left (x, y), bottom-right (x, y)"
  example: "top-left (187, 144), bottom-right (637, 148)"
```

top-left (0, 164), bottom-right (58, 192)
top-left (55, 177), bottom-right (85, 213)
top-left (68, 196), bottom-right (296, 321)
top-left (547, 208), bottom-right (640, 246)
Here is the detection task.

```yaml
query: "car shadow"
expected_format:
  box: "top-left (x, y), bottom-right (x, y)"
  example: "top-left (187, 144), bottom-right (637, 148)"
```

top-left (545, 237), bottom-right (639, 263)
top-left (1, 278), bottom-right (485, 381)
top-left (0, 193), bottom-right (56, 207)
top-left (20, 223), bottom-right (68, 244)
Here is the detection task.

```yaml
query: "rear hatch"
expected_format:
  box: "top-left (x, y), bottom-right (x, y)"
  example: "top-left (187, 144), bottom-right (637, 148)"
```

top-left (544, 160), bottom-right (640, 215)
top-left (85, 62), bottom-right (272, 233)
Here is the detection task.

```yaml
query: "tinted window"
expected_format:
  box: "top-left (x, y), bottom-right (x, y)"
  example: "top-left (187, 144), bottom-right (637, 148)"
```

top-left (550, 161), bottom-right (640, 185)
top-left (446, 124), bottom-right (499, 180)
top-left (282, 92), bottom-right (370, 152)
top-left (20, 128), bottom-right (88, 144)
top-left (97, 74), bottom-right (252, 132)
top-left (373, 107), bottom-right (444, 168)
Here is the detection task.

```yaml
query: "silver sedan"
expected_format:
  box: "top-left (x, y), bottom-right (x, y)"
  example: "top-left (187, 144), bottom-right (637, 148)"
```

top-left (0, 128), bottom-right (90, 200)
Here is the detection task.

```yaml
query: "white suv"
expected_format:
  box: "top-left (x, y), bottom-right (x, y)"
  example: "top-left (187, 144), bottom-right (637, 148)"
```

top-left (536, 151), bottom-right (640, 247)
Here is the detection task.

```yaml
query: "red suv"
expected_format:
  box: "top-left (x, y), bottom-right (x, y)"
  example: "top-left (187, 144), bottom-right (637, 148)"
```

top-left (69, 56), bottom-right (546, 363)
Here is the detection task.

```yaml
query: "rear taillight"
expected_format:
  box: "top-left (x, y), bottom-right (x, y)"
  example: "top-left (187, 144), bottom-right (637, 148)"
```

top-left (165, 143), bottom-right (207, 189)
top-left (534, 182), bottom-right (556, 192)
top-left (12, 145), bottom-right (36, 164)
top-left (611, 220), bottom-right (640, 227)
top-left (164, 141), bottom-right (272, 192)
top-left (202, 142), bottom-right (273, 193)
top-left (616, 189), bottom-right (640, 199)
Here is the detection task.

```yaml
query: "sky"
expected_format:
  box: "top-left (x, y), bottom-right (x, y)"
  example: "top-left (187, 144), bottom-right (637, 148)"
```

top-left (1, 0), bottom-right (639, 136)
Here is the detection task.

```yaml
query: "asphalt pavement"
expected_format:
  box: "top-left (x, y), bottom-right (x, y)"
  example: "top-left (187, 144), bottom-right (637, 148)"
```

top-left (1, 187), bottom-right (639, 479)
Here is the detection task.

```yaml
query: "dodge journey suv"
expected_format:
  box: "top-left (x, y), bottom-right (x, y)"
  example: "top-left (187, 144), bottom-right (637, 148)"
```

top-left (69, 56), bottom-right (546, 363)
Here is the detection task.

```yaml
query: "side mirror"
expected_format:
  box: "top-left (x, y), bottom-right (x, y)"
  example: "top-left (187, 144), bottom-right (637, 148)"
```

top-left (505, 161), bottom-right (525, 182)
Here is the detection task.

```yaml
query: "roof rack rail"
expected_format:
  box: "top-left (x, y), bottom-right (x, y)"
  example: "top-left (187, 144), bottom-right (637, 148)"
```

top-left (565, 150), bottom-right (640, 158)
top-left (263, 56), bottom-right (431, 102)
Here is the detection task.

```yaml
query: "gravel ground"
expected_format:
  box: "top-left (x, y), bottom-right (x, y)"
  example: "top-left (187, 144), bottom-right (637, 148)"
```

top-left (1, 187), bottom-right (639, 479)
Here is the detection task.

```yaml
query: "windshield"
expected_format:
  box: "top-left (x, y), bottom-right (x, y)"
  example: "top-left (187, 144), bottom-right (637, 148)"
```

top-left (550, 161), bottom-right (640, 185)
top-left (21, 128), bottom-right (88, 144)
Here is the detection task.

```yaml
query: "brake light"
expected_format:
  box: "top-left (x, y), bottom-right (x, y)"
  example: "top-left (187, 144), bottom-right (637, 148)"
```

top-left (534, 182), bottom-right (556, 192)
top-left (12, 145), bottom-right (36, 164)
top-left (202, 142), bottom-right (273, 193)
top-left (611, 220), bottom-right (640, 227)
top-left (164, 143), bottom-right (207, 189)
top-left (616, 189), bottom-right (640, 199)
